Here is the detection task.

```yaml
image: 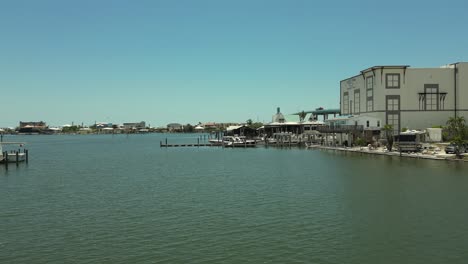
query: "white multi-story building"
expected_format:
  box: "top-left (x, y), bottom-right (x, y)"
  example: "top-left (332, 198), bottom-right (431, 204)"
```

top-left (340, 62), bottom-right (468, 133)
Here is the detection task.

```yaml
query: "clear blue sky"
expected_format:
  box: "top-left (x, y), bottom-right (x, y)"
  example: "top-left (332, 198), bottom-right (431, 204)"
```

top-left (1, 0), bottom-right (467, 127)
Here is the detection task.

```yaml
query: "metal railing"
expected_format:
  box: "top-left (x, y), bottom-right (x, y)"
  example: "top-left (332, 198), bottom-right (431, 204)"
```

top-left (317, 125), bottom-right (364, 133)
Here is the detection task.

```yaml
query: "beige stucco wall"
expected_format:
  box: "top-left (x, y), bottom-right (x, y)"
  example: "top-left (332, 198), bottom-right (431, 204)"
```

top-left (403, 68), bottom-right (454, 110)
top-left (456, 63), bottom-right (468, 110)
top-left (340, 63), bottom-right (468, 132)
top-left (340, 75), bottom-right (364, 115)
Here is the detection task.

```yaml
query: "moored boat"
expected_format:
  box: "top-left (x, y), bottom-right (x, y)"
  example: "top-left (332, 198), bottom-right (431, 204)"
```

top-left (224, 136), bottom-right (256, 147)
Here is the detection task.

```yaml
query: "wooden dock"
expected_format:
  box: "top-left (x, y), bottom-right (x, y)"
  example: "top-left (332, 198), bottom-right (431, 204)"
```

top-left (1, 142), bottom-right (29, 170)
top-left (160, 143), bottom-right (219, 147)
top-left (160, 136), bottom-right (221, 148)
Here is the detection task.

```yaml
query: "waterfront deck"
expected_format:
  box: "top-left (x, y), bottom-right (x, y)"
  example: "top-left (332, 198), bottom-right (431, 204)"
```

top-left (1, 142), bottom-right (29, 169)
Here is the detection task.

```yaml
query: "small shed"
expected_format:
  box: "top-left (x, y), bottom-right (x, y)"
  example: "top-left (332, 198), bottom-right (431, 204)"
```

top-left (426, 128), bottom-right (442, 142)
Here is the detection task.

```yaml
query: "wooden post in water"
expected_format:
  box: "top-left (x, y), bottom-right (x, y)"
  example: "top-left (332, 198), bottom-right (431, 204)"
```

top-left (165, 138), bottom-right (168, 148)
top-left (16, 151), bottom-right (19, 166)
top-left (197, 137), bottom-right (200, 147)
top-left (25, 149), bottom-right (29, 163)
top-left (4, 152), bottom-right (8, 170)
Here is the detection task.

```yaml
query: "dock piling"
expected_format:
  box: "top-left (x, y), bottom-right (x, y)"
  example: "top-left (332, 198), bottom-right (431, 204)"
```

top-left (16, 151), bottom-right (19, 166)
top-left (25, 149), bottom-right (29, 163)
top-left (4, 152), bottom-right (8, 170)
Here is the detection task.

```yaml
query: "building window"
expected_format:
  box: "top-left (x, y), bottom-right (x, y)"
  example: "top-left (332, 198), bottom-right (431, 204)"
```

top-left (386, 95), bottom-right (400, 134)
top-left (387, 98), bottom-right (399, 111)
top-left (425, 87), bottom-right (438, 110)
top-left (366, 76), bottom-right (373, 112)
top-left (343, 93), bottom-right (349, 115)
top-left (377, 121), bottom-right (380, 127)
top-left (386, 73), bottom-right (400, 88)
top-left (387, 114), bottom-right (400, 134)
top-left (419, 84), bottom-right (446, 111)
top-left (366, 121), bottom-right (370, 128)
top-left (366, 76), bottom-right (373, 90)
top-left (367, 100), bottom-right (373, 112)
top-left (354, 90), bottom-right (360, 114)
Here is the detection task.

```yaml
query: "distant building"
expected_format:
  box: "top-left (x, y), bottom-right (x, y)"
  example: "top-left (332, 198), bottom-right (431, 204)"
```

top-left (167, 123), bottom-right (183, 132)
top-left (96, 122), bottom-right (113, 128)
top-left (19, 121), bottom-right (47, 129)
top-left (122, 121), bottom-right (146, 130)
top-left (18, 121), bottom-right (47, 133)
top-left (272, 107), bottom-right (285, 123)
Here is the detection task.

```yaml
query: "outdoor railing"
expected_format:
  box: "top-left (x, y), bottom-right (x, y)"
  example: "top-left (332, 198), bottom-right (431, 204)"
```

top-left (317, 125), bottom-right (364, 133)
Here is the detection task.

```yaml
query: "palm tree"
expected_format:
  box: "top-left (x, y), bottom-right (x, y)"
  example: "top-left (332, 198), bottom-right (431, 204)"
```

top-left (299, 111), bottom-right (307, 122)
top-left (382, 124), bottom-right (394, 151)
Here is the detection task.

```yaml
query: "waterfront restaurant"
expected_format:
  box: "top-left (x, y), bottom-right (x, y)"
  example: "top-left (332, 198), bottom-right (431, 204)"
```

top-left (225, 125), bottom-right (257, 137)
top-left (262, 107), bottom-right (301, 137)
top-left (18, 121), bottom-right (48, 133)
top-left (262, 107), bottom-right (325, 137)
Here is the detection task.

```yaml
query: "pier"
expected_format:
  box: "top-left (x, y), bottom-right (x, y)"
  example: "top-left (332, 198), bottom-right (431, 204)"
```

top-left (160, 143), bottom-right (218, 147)
top-left (0, 142), bottom-right (29, 170)
top-left (160, 136), bottom-right (221, 148)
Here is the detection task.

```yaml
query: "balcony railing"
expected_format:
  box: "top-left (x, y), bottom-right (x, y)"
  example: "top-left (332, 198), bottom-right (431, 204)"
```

top-left (317, 125), bottom-right (364, 133)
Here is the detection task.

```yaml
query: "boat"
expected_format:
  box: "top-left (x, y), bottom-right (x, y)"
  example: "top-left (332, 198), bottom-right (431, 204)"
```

top-left (224, 136), bottom-right (257, 148)
top-left (208, 138), bottom-right (225, 146)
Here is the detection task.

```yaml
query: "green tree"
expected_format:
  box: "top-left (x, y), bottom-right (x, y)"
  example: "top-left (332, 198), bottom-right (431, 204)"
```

top-left (355, 137), bottom-right (366, 147)
top-left (183, 124), bottom-right (194, 133)
top-left (446, 116), bottom-right (466, 139)
top-left (446, 116), bottom-right (467, 158)
top-left (246, 119), bottom-right (253, 126)
top-left (62, 126), bottom-right (79, 133)
top-left (382, 124), bottom-right (394, 151)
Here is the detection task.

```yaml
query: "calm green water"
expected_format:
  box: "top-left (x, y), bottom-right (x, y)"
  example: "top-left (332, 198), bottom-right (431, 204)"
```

top-left (1, 134), bottom-right (468, 263)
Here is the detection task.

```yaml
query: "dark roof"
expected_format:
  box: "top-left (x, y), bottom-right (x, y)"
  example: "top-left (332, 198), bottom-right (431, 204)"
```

top-left (292, 109), bottom-right (340, 115)
top-left (360, 65), bottom-right (410, 74)
top-left (167, 123), bottom-right (182, 127)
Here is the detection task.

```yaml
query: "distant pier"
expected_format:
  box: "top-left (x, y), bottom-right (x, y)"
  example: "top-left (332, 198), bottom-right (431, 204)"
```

top-left (0, 142), bottom-right (29, 170)
top-left (160, 135), bottom-right (220, 148)
top-left (160, 142), bottom-right (219, 147)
